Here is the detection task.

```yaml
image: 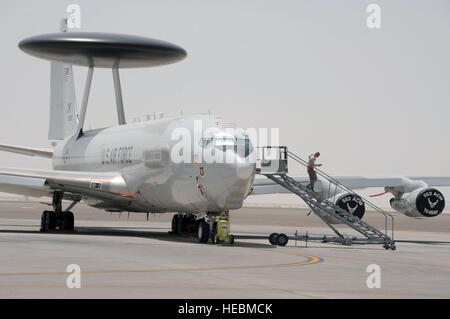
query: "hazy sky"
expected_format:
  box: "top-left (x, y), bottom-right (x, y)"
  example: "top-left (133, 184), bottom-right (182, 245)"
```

top-left (0, 1), bottom-right (449, 205)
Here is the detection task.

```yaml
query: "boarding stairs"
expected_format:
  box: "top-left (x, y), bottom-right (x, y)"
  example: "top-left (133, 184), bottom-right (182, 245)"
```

top-left (256, 147), bottom-right (395, 250)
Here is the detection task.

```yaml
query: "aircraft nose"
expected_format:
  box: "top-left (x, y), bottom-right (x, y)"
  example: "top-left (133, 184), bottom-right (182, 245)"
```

top-left (235, 158), bottom-right (255, 180)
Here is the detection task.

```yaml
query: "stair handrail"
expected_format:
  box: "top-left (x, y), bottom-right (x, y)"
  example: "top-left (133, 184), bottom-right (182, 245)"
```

top-left (269, 173), bottom-right (393, 244)
top-left (287, 151), bottom-right (394, 240)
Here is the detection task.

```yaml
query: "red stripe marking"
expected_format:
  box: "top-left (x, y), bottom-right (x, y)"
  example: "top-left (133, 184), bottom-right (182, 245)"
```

top-left (117, 191), bottom-right (138, 197)
top-left (369, 191), bottom-right (387, 197)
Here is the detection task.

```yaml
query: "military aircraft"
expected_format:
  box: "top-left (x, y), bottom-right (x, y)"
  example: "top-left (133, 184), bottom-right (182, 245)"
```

top-left (0, 22), bottom-right (448, 245)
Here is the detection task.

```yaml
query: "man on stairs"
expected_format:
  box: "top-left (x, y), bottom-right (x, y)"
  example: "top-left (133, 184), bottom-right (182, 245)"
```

top-left (307, 152), bottom-right (322, 192)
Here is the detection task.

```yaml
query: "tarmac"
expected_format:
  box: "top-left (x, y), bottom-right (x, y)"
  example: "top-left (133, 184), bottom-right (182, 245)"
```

top-left (0, 200), bottom-right (449, 298)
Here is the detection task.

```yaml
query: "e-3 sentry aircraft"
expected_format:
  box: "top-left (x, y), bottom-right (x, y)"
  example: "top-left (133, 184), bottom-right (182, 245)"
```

top-left (0, 24), bottom-right (448, 246)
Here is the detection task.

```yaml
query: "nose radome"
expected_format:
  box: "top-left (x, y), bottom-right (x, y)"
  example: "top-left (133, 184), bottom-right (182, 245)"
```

top-left (235, 160), bottom-right (255, 180)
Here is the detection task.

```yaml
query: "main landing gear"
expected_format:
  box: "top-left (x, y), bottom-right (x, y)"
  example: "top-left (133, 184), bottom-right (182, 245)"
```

top-left (170, 212), bottom-right (235, 245)
top-left (171, 214), bottom-right (197, 235)
top-left (40, 191), bottom-right (77, 232)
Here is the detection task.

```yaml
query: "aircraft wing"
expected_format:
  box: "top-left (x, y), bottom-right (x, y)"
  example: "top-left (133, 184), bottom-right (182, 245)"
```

top-left (0, 167), bottom-right (131, 202)
top-left (252, 175), bottom-right (450, 194)
top-left (0, 143), bottom-right (53, 158)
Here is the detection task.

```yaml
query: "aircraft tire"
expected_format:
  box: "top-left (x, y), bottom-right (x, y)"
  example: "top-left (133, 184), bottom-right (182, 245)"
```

top-left (198, 220), bottom-right (210, 243)
top-left (193, 219), bottom-right (200, 234)
top-left (40, 211), bottom-right (56, 232)
top-left (62, 211), bottom-right (74, 230)
top-left (47, 211), bottom-right (57, 230)
top-left (40, 211), bottom-right (49, 232)
top-left (177, 214), bottom-right (184, 234)
top-left (171, 214), bottom-right (179, 234)
top-left (210, 222), bottom-right (217, 241)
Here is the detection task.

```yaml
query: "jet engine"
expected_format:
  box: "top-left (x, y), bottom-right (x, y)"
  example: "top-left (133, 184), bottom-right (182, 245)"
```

top-left (332, 193), bottom-right (365, 219)
top-left (317, 193), bottom-right (366, 224)
top-left (390, 187), bottom-right (445, 217)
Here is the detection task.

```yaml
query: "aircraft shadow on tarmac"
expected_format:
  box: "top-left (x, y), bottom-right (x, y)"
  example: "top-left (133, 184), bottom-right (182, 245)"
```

top-left (1, 225), bottom-right (450, 249)
top-left (0, 225), bottom-right (274, 249)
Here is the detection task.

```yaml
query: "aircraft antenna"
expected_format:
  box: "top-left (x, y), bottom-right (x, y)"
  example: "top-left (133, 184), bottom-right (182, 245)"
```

top-left (19, 32), bottom-right (187, 138)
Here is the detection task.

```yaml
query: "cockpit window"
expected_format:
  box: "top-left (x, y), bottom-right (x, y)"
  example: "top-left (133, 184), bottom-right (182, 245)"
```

top-left (215, 137), bottom-right (235, 146)
top-left (236, 138), bottom-right (252, 158)
top-left (200, 136), bottom-right (253, 158)
top-left (236, 138), bottom-right (250, 148)
top-left (200, 138), bottom-right (214, 148)
top-left (199, 137), bottom-right (234, 148)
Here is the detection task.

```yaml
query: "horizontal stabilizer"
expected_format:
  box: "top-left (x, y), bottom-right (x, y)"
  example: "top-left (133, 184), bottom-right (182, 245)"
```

top-left (0, 144), bottom-right (53, 158)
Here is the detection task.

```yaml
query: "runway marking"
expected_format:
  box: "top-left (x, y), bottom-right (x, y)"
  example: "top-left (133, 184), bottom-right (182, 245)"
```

top-left (318, 254), bottom-right (450, 271)
top-left (21, 207), bottom-right (33, 209)
top-left (0, 283), bottom-right (448, 298)
top-left (0, 251), bottom-right (322, 277)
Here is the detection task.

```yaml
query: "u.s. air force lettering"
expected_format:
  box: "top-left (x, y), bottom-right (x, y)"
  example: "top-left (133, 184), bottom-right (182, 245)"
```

top-left (101, 146), bottom-right (133, 165)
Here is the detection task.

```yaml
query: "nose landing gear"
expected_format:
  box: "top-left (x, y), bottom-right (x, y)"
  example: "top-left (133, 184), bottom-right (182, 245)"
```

top-left (171, 211), bottom-right (235, 245)
top-left (197, 219), bottom-right (210, 243)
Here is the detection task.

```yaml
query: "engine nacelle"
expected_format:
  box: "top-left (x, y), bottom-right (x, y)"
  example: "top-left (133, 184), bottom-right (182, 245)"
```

top-left (318, 193), bottom-right (366, 224)
top-left (390, 187), bottom-right (445, 218)
top-left (334, 193), bottom-right (366, 219)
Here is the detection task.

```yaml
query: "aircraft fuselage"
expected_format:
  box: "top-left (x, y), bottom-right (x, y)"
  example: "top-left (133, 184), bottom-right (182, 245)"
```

top-left (52, 114), bottom-right (255, 214)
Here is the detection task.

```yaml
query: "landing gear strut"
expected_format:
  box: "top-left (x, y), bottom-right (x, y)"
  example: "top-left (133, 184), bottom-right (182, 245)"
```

top-left (40, 191), bottom-right (77, 232)
top-left (170, 211), bottom-right (235, 245)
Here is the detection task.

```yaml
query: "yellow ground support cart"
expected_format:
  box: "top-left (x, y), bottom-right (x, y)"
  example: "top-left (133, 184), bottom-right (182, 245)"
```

top-left (214, 211), bottom-right (235, 245)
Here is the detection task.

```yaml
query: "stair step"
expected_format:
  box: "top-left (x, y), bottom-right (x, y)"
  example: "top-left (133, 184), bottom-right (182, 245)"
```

top-left (265, 173), bottom-right (393, 246)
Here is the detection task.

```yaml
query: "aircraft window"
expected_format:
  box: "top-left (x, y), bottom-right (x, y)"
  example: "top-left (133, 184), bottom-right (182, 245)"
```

top-left (200, 138), bottom-right (214, 148)
top-left (200, 137), bottom-right (252, 157)
top-left (236, 138), bottom-right (250, 147)
top-left (214, 137), bottom-right (235, 147)
top-left (236, 138), bottom-right (252, 158)
top-left (200, 137), bottom-right (235, 148)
